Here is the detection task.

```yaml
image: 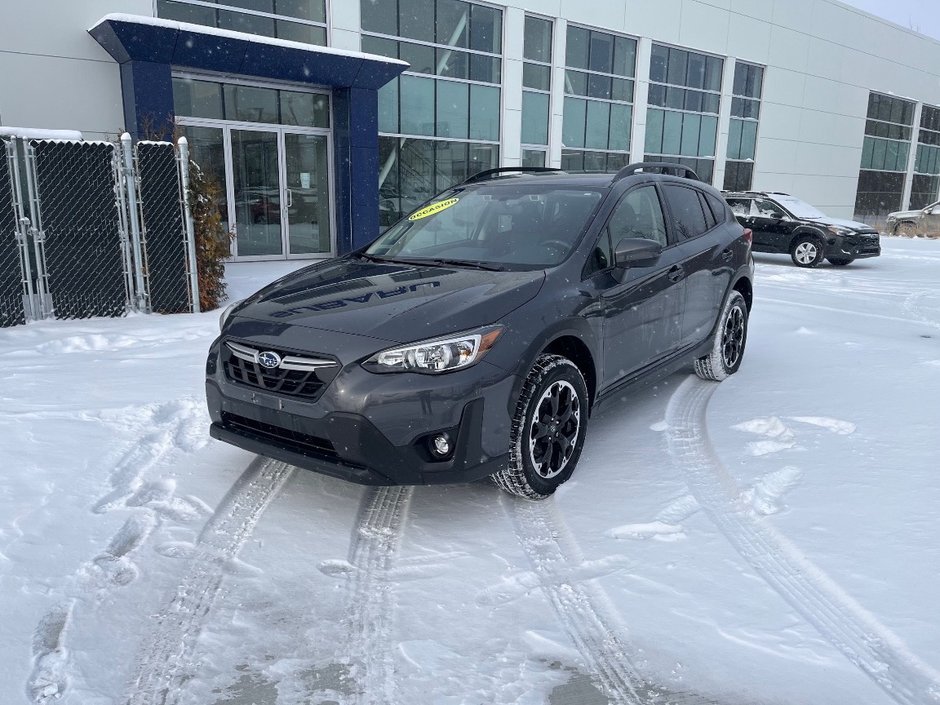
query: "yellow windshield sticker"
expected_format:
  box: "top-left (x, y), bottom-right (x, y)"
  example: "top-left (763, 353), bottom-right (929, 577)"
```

top-left (408, 198), bottom-right (459, 221)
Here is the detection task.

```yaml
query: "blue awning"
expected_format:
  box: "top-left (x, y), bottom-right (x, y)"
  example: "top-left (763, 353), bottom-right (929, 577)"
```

top-left (89, 14), bottom-right (406, 90)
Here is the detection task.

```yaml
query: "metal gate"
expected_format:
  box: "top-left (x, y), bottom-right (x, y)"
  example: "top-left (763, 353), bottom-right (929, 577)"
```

top-left (0, 133), bottom-right (199, 327)
top-left (30, 140), bottom-right (128, 319)
top-left (135, 141), bottom-right (192, 314)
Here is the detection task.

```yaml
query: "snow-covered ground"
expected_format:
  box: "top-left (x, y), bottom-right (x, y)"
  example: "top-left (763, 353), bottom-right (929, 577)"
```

top-left (2, 238), bottom-right (939, 705)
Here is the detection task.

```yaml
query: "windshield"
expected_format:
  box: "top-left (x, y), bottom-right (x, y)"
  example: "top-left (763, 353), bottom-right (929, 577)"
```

top-left (772, 195), bottom-right (827, 219)
top-left (365, 184), bottom-right (605, 269)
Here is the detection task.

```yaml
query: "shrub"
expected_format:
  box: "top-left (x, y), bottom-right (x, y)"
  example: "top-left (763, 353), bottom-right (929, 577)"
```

top-left (186, 160), bottom-right (232, 311)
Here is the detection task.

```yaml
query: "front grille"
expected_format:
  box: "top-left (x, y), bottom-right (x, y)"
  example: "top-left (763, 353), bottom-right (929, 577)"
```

top-left (222, 339), bottom-right (340, 400)
top-left (221, 411), bottom-right (340, 461)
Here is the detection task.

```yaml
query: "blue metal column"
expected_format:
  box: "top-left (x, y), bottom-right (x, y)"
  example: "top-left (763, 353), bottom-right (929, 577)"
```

top-left (333, 87), bottom-right (381, 253)
top-left (119, 61), bottom-right (175, 141)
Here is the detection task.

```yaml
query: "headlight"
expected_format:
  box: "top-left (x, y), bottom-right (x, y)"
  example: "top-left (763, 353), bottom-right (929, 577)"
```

top-left (219, 300), bottom-right (241, 331)
top-left (826, 225), bottom-right (853, 236)
top-left (364, 326), bottom-right (503, 374)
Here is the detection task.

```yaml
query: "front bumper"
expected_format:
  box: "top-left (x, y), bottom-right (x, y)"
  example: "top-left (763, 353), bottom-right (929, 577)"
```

top-left (828, 233), bottom-right (881, 259)
top-left (205, 331), bottom-right (514, 486)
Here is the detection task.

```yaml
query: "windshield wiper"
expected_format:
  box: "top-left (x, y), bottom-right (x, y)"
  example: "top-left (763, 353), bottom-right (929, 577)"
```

top-left (361, 255), bottom-right (506, 271)
top-left (423, 258), bottom-right (506, 271)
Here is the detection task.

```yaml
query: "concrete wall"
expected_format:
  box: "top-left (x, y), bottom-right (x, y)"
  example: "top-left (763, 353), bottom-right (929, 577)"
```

top-left (5, 0), bottom-right (940, 216)
top-left (0, 1), bottom-right (152, 141)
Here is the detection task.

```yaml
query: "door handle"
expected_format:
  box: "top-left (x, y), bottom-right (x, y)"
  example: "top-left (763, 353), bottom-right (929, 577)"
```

top-left (285, 188), bottom-right (293, 208)
top-left (668, 265), bottom-right (684, 283)
top-left (720, 247), bottom-right (734, 261)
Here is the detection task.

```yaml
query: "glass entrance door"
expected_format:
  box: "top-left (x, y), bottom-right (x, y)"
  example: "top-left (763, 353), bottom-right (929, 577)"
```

top-left (283, 133), bottom-right (331, 255)
top-left (229, 127), bottom-right (332, 258)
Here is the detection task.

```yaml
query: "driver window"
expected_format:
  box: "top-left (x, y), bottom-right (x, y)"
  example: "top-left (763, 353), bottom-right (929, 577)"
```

top-left (606, 186), bottom-right (668, 247)
top-left (752, 198), bottom-right (785, 219)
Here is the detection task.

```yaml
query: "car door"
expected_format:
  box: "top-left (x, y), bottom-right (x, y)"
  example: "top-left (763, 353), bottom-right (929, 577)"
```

top-left (747, 197), bottom-right (795, 252)
top-left (585, 184), bottom-right (685, 388)
top-left (660, 183), bottom-right (728, 349)
top-left (923, 201), bottom-right (940, 235)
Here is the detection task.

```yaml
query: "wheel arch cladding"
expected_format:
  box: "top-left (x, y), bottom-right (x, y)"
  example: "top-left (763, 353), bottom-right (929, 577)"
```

top-left (543, 335), bottom-right (597, 409)
top-left (790, 228), bottom-right (826, 250)
top-left (733, 275), bottom-right (753, 312)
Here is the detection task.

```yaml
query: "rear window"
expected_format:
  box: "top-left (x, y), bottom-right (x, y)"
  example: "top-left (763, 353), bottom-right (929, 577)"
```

top-left (662, 184), bottom-right (709, 240)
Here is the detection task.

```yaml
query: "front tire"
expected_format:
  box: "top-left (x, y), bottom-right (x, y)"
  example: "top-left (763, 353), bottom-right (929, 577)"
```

top-left (790, 235), bottom-right (825, 267)
top-left (492, 354), bottom-right (589, 500)
top-left (895, 222), bottom-right (916, 238)
top-left (694, 291), bottom-right (748, 382)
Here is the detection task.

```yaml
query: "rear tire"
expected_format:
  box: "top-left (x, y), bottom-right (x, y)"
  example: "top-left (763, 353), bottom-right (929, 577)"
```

top-left (790, 235), bottom-right (825, 267)
top-left (827, 257), bottom-right (853, 266)
top-left (694, 291), bottom-right (748, 382)
top-left (492, 354), bottom-right (589, 500)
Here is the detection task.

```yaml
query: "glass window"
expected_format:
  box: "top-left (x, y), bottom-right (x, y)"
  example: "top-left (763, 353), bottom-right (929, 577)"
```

top-left (563, 97), bottom-right (587, 148)
top-left (524, 16), bottom-right (552, 62)
top-left (400, 74), bottom-right (436, 136)
top-left (469, 84), bottom-right (500, 141)
top-left (470, 4), bottom-right (501, 53)
top-left (279, 91), bottom-right (329, 128)
top-left (362, 0), bottom-right (397, 33)
top-left (436, 80), bottom-right (469, 139)
top-left (400, 41), bottom-right (437, 75)
top-left (224, 84), bottom-right (279, 123)
top-left (378, 79), bottom-right (400, 133)
top-left (662, 184), bottom-right (708, 239)
top-left (522, 149), bottom-right (546, 167)
top-left (158, 0), bottom-right (216, 25)
top-left (566, 26), bottom-right (590, 70)
top-left (173, 78), bottom-right (224, 120)
top-left (585, 101), bottom-right (611, 150)
top-left (523, 64), bottom-right (551, 91)
top-left (522, 92), bottom-right (550, 145)
top-left (400, 0), bottom-right (435, 43)
top-left (607, 185), bottom-right (667, 247)
top-left (218, 9), bottom-right (276, 37)
top-left (436, 0), bottom-right (470, 47)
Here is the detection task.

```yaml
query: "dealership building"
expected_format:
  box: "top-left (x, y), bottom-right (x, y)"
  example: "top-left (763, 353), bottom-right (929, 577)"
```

top-left (3, 0), bottom-right (940, 260)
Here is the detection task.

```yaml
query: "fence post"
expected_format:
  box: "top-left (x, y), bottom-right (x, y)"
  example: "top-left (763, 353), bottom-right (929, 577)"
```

top-left (177, 137), bottom-right (200, 314)
top-left (22, 140), bottom-right (53, 317)
top-left (6, 140), bottom-right (39, 321)
top-left (121, 133), bottom-right (148, 312)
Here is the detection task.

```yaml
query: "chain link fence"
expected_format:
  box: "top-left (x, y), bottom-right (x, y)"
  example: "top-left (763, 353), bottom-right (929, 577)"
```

top-left (0, 133), bottom-right (198, 327)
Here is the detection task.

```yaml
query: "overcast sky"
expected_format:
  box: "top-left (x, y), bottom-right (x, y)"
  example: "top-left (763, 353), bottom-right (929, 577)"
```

top-left (838, 0), bottom-right (940, 40)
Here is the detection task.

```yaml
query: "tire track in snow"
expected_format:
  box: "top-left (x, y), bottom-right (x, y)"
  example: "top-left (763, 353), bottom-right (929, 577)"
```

top-left (342, 486), bottom-right (413, 705)
top-left (506, 496), bottom-right (710, 705)
top-left (665, 376), bottom-right (940, 705)
top-left (903, 292), bottom-right (940, 332)
top-left (126, 457), bottom-right (294, 705)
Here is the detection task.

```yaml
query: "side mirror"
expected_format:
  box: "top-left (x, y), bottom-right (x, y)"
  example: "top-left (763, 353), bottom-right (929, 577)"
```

top-left (614, 237), bottom-right (663, 268)
top-left (770, 211), bottom-right (784, 220)
top-left (930, 206), bottom-right (940, 215)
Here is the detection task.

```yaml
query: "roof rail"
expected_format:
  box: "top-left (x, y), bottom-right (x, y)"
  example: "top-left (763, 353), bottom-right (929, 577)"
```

top-left (459, 166), bottom-right (562, 186)
top-left (612, 161), bottom-right (701, 183)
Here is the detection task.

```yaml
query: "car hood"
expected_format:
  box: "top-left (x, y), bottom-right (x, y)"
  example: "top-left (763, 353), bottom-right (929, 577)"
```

top-left (805, 216), bottom-right (877, 232)
top-left (886, 209), bottom-right (921, 220)
top-left (231, 257), bottom-right (546, 344)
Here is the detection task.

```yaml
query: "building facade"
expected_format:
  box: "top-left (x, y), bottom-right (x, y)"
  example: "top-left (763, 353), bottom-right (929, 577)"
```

top-left (3, 0), bottom-right (940, 260)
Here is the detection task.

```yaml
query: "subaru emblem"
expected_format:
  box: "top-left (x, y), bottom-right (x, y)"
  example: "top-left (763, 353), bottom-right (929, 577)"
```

top-left (257, 351), bottom-right (281, 369)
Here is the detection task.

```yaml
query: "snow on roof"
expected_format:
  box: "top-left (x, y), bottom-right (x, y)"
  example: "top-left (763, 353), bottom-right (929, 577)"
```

top-left (92, 13), bottom-right (408, 68)
top-left (0, 127), bottom-right (84, 140)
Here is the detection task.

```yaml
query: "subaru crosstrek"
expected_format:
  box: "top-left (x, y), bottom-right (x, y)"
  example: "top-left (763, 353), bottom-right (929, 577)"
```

top-left (206, 164), bottom-right (754, 499)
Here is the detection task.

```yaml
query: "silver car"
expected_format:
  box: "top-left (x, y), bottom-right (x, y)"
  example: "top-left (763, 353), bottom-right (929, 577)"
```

top-left (886, 201), bottom-right (940, 237)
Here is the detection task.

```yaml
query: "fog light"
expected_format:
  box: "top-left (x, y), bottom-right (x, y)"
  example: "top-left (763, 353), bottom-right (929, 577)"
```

top-left (430, 433), bottom-right (451, 458)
